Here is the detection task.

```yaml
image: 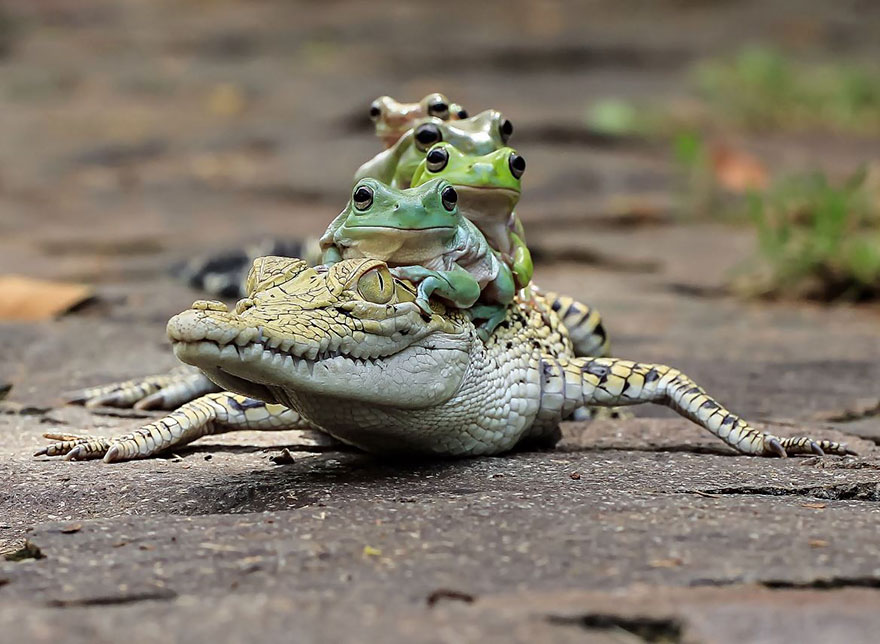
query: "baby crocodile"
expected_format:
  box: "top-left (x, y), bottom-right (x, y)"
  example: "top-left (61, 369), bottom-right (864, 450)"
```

top-left (39, 257), bottom-right (852, 462)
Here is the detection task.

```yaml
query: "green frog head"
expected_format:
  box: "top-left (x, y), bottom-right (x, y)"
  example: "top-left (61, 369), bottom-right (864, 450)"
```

top-left (322, 177), bottom-right (462, 265)
top-left (369, 93), bottom-right (468, 148)
top-left (409, 142), bottom-right (532, 290)
top-left (355, 109), bottom-right (515, 189)
top-left (410, 142), bottom-right (525, 219)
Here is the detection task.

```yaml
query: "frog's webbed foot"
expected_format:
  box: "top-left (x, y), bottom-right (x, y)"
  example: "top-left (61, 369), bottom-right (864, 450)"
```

top-left (414, 297), bottom-right (434, 318)
top-left (469, 304), bottom-right (508, 341)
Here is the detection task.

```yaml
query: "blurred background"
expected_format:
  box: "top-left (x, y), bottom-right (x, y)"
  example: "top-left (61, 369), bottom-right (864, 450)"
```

top-left (1, 0), bottom-right (878, 419)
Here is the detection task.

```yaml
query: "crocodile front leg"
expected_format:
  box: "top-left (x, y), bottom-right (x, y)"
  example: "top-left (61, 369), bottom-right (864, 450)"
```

top-left (38, 392), bottom-right (311, 463)
top-left (66, 366), bottom-right (220, 410)
top-left (541, 356), bottom-right (855, 457)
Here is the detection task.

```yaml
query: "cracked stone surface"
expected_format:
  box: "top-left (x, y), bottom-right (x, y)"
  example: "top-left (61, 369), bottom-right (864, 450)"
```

top-left (2, 0), bottom-right (880, 642)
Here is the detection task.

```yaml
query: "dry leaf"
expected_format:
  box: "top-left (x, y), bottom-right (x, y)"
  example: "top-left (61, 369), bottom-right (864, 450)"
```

top-left (650, 557), bottom-right (683, 568)
top-left (0, 276), bottom-right (93, 321)
top-left (808, 539), bottom-right (830, 548)
top-left (801, 502), bottom-right (827, 510)
top-left (59, 524), bottom-right (82, 534)
top-left (711, 143), bottom-right (768, 193)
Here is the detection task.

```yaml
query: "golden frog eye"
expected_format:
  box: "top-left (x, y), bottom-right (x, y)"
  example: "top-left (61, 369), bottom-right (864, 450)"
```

top-left (357, 266), bottom-right (395, 304)
top-left (369, 100), bottom-right (382, 122)
top-left (427, 99), bottom-right (449, 120)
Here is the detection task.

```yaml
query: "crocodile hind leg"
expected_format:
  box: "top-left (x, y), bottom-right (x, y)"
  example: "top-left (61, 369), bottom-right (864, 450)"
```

top-left (37, 392), bottom-right (313, 463)
top-left (538, 290), bottom-right (622, 421)
top-left (540, 356), bottom-right (855, 457)
top-left (66, 366), bottom-right (220, 410)
top-left (540, 291), bottom-right (610, 358)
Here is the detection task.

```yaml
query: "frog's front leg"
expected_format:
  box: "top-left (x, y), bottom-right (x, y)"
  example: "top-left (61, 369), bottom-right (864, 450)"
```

top-left (470, 261), bottom-right (516, 340)
top-left (391, 264), bottom-right (481, 316)
top-left (510, 231), bottom-right (534, 290)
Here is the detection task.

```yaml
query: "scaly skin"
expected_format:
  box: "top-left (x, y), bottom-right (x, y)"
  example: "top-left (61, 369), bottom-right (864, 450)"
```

top-left (370, 93), bottom-right (468, 148)
top-left (411, 142), bottom-right (533, 289)
top-left (41, 257), bottom-right (853, 462)
top-left (355, 109), bottom-right (514, 189)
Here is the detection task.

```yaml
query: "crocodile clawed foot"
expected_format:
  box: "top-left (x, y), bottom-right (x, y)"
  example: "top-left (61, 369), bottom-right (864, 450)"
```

top-left (761, 434), bottom-right (855, 458)
top-left (36, 433), bottom-right (113, 460)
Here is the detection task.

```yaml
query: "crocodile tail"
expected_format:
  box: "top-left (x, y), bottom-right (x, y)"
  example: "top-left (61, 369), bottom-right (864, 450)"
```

top-left (171, 237), bottom-right (322, 299)
top-left (540, 290), bottom-right (611, 358)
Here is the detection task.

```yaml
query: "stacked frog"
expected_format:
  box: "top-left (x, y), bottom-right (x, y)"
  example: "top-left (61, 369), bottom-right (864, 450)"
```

top-left (324, 93), bottom-right (533, 337)
top-left (177, 92), bottom-right (533, 338)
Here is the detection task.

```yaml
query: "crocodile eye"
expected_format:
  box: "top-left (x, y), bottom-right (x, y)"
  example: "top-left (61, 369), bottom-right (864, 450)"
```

top-left (357, 266), bottom-right (395, 304)
top-left (456, 108), bottom-right (468, 119)
top-left (352, 185), bottom-right (374, 211)
top-left (441, 185), bottom-right (458, 211)
top-left (427, 100), bottom-right (449, 120)
top-left (414, 123), bottom-right (443, 151)
top-left (369, 101), bottom-right (382, 122)
top-left (425, 146), bottom-right (449, 173)
top-left (499, 119), bottom-right (513, 144)
top-left (508, 153), bottom-right (526, 179)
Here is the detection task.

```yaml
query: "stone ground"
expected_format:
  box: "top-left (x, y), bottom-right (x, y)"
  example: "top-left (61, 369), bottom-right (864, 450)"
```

top-left (1, 1), bottom-right (880, 642)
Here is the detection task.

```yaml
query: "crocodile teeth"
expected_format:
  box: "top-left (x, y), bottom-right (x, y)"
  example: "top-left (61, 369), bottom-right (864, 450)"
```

top-left (219, 344), bottom-right (239, 361)
top-left (234, 327), bottom-right (258, 346)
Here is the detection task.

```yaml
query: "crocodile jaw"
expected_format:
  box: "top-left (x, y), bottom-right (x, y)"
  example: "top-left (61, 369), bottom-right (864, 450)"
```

top-left (168, 308), bottom-right (471, 409)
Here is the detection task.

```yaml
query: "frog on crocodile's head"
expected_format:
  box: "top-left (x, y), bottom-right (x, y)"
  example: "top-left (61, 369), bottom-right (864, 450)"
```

top-left (411, 142), bottom-right (533, 290)
top-left (321, 177), bottom-right (462, 266)
top-left (354, 109), bottom-right (515, 189)
top-left (369, 93), bottom-right (468, 149)
top-left (319, 178), bottom-right (515, 335)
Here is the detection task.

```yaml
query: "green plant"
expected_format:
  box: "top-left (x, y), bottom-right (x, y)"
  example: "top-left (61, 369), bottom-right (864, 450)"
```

top-left (736, 168), bottom-right (880, 300)
top-left (694, 46), bottom-right (880, 133)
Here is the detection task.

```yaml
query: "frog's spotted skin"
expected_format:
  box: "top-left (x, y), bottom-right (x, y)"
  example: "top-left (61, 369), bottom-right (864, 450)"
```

top-left (319, 178), bottom-right (514, 327)
top-left (411, 142), bottom-right (533, 289)
top-left (40, 258), bottom-right (854, 462)
top-left (355, 109), bottom-right (514, 189)
top-left (370, 93), bottom-right (468, 149)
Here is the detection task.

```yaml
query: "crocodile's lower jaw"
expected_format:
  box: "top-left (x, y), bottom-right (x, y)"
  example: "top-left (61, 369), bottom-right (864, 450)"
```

top-left (172, 337), bottom-right (470, 409)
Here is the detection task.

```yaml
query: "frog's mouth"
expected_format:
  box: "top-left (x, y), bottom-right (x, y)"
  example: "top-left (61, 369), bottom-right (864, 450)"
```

top-left (341, 225), bottom-right (457, 233)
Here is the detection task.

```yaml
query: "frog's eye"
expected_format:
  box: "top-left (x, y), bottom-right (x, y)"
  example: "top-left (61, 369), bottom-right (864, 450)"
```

top-left (508, 153), bottom-right (526, 180)
top-left (499, 119), bottom-right (514, 144)
top-left (425, 146), bottom-right (449, 173)
top-left (352, 185), bottom-right (374, 211)
top-left (441, 186), bottom-right (458, 211)
top-left (414, 123), bottom-right (443, 152)
top-left (427, 99), bottom-right (450, 120)
top-left (456, 108), bottom-right (468, 119)
top-left (357, 266), bottom-right (395, 304)
top-left (369, 101), bottom-right (382, 122)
